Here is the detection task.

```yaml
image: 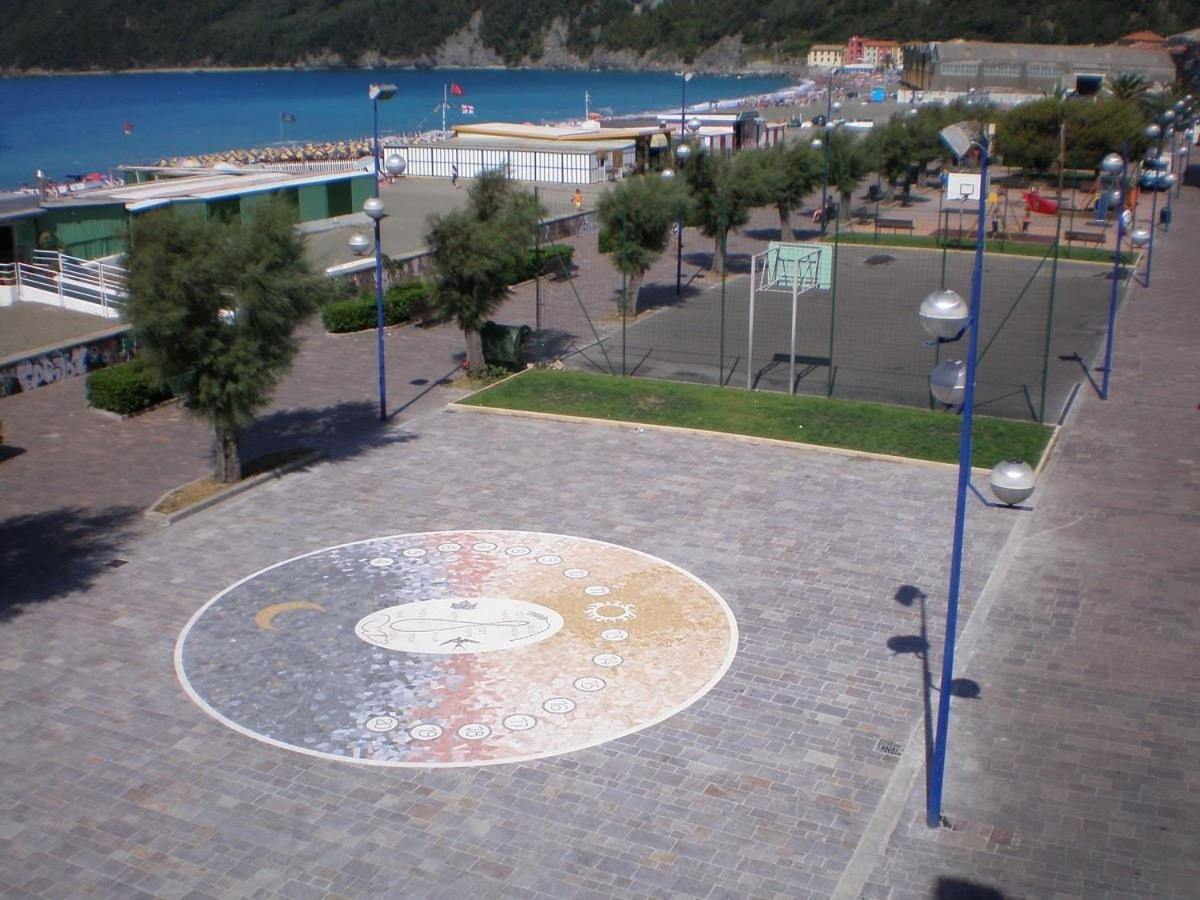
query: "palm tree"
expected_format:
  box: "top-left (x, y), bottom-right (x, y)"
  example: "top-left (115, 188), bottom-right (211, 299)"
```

top-left (1107, 72), bottom-right (1150, 104)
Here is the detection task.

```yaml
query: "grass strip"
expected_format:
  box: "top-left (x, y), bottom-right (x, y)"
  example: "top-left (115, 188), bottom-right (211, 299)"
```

top-left (830, 230), bottom-right (1133, 265)
top-left (459, 370), bottom-right (1052, 468)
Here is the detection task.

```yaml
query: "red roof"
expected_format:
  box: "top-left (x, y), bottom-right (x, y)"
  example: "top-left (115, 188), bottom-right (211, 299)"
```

top-left (1119, 30), bottom-right (1166, 44)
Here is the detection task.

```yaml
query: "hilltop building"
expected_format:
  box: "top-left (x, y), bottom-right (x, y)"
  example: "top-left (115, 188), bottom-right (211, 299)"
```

top-left (901, 39), bottom-right (1176, 94)
top-left (806, 44), bottom-right (846, 69)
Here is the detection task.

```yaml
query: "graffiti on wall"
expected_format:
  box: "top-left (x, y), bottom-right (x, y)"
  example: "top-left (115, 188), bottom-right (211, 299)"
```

top-left (0, 333), bottom-right (130, 397)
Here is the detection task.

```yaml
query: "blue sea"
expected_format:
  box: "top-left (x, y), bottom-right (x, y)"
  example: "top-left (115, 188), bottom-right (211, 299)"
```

top-left (0, 68), bottom-right (797, 189)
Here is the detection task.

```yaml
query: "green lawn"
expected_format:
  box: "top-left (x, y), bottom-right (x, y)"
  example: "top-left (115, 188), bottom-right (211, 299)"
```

top-left (830, 230), bottom-right (1133, 265)
top-left (458, 370), bottom-right (1053, 468)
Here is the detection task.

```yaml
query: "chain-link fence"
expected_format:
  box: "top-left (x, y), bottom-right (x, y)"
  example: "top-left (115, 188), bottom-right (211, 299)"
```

top-left (524, 202), bottom-right (1125, 424)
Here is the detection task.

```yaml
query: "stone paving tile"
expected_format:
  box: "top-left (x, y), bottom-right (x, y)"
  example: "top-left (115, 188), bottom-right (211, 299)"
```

top-left (0, 400), bottom-right (1012, 897)
top-left (855, 180), bottom-right (1200, 897)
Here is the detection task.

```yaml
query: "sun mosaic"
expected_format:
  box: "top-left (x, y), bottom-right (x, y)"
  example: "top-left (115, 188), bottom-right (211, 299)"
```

top-left (175, 531), bottom-right (738, 767)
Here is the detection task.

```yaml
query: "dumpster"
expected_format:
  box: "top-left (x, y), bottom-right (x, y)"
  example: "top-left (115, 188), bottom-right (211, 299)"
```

top-left (480, 321), bottom-right (532, 369)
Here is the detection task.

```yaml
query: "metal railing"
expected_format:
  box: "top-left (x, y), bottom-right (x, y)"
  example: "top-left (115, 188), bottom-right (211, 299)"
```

top-left (7, 251), bottom-right (128, 316)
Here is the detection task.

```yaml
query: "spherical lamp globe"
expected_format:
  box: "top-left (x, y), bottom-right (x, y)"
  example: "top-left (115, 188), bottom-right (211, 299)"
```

top-left (989, 459), bottom-right (1036, 506)
top-left (348, 232), bottom-right (371, 256)
top-left (1130, 225), bottom-right (1151, 248)
top-left (1099, 152), bottom-right (1124, 175)
top-left (384, 154), bottom-right (407, 177)
top-left (929, 359), bottom-right (968, 406)
top-left (363, 197), bottom-right (386, 220)
top-left (918, 288), bottom-right (969, 340)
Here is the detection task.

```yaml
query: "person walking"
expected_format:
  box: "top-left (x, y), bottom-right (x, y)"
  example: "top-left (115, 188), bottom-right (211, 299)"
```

top-left (572, 188), bottom-right (583, 211)
top-left (451, 163), bottom-right (460, 190)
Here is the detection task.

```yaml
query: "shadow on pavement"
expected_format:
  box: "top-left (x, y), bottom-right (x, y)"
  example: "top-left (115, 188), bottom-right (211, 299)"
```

top-left (240, 400), bottom-right (421, 464)
top-left (0, 505), bottom-right (140, 623)
top-left (935, 877), bottom-right (1005, 899)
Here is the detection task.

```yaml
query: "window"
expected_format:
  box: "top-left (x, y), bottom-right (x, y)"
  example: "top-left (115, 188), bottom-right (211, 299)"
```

top-left (1028, 63), bottom-right (1060, 79)
top-left (938, 62), bottom-right (979, 76)
top-left (984, 63), bottom-right (1021, 78)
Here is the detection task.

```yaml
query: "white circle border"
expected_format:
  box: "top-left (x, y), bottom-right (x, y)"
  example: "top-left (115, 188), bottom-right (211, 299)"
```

top-left (174, 529), bottom-right (739, 770)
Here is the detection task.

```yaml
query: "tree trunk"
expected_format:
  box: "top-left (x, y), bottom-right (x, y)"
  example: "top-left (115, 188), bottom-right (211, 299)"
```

top-left (712, 233), bottom-right (726, 275)
top-left (213, 422), bottom-right (241, 483)
top-left (624, 271), bottom-right (645, 317)
top-left (465, 327), bottom-right (485, 371)
top-left (777, 203), bottom-right (792, 240)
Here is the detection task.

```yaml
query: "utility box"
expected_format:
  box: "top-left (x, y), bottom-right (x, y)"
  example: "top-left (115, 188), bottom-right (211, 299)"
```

top-left (480, 321), bottom-right (532, 369)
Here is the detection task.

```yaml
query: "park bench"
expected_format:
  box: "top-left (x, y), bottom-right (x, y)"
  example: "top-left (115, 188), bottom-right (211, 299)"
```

top-left (1064, 230), bottom-right (1105, 245)
top-left (875, 217), bottom-right (915, 233)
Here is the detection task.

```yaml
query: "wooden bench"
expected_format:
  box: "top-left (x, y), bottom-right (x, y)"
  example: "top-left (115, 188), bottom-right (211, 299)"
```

top-left (1064, 230), bottom-right (1105, 245)
top-left (875, 217), bottom-right (915, 233)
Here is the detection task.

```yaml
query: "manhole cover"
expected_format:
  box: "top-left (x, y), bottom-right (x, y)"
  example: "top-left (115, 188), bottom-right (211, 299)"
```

top-left (875, 738), bottom-right (904, 757)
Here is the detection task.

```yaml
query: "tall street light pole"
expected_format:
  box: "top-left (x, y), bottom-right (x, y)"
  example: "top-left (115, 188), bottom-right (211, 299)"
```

top-left (673, 143), bottom-right (691, 294)
top-left (818, 69), bottom-right (841, 236)
top-left (364, 83), bottom-right (400, 421)
top-left (1099, 146), bottom-right (1127, 400)
top-left (920, 130), bottom-right (990, 829)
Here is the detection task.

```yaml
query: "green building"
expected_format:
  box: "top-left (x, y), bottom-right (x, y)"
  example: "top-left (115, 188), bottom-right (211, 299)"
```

top-left (1, 168), bottom-right (374, 261)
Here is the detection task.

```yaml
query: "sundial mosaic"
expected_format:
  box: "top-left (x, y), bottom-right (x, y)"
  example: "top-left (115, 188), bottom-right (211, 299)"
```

top-left (175, 531), bottom-right (738, 767)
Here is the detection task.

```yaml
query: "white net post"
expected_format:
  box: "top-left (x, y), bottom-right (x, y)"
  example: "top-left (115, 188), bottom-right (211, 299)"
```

top-left (747, 252), bottom-right (757, 390)
top-left (789, 255), bottom-right (799, 394)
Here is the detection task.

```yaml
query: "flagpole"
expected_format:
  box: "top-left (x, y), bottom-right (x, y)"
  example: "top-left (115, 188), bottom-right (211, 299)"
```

top-left (585, 91), bottom-right (590, 120)
top-left (442, 84), bottom-right (447, 135)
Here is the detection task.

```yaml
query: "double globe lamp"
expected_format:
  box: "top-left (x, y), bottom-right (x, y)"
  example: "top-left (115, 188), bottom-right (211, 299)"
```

top-left (918, 287), bottom-right (1035, 506)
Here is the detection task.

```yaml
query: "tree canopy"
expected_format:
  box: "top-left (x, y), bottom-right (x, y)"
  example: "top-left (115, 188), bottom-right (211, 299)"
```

top-left (598, 173), bottom-right (688, 314)
top-left (426, 170), bottom-right (540, 370)
top-left (3, 0), bottom-right (1196, 71)
top-left (125, 198), bottom-right (323, 482)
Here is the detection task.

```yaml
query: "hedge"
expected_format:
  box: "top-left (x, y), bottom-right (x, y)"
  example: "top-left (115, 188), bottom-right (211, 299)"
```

top-left (87, 361), bottom-right (173, 415)
top-left (322, 280), bottom-right (432, 333)
top-left (526, 243), bottom-right (574, 278)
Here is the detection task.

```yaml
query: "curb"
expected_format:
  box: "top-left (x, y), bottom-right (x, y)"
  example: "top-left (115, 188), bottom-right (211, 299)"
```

top-left (448, 401), bottom-right (1056, 475)
top-left (145, 449), bottom-right (323, 527)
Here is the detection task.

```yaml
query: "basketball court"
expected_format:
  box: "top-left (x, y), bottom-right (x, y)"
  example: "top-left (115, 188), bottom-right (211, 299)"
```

top-left (563, 241), bottom-right (1120, 423)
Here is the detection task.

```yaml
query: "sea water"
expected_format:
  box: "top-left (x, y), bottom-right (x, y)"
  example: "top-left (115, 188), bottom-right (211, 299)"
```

top-left (0, 68), bottom-right (796, 189)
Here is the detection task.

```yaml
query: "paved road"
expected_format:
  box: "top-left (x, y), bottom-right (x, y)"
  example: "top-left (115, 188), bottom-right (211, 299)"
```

top-left (0, 177), bottom-right (1197, 898)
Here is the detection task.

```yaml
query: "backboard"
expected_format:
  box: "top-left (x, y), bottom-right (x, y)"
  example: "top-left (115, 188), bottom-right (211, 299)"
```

top-left (761, 242), bottom-right (831, 292)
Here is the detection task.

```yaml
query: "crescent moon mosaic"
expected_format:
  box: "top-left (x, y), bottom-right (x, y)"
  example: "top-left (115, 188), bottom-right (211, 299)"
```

top-left (174, 531), bottom-right (738, 768)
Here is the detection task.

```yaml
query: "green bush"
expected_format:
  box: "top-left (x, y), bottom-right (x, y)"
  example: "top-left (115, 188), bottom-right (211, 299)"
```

top-left (527, 243), bottom-right (575, 278)
top-left (321, 280), bottom-right (432, 333)
top-left (87, 361), bottom-right (172, 415)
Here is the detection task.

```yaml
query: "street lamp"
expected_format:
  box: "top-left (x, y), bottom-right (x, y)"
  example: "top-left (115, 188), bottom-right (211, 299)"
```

top-left (678, 71), bottom-right (693, 145)
top-left (919, 130), bottom-right (991, 830)
top-left (1098, 146), bottom-right (1127, 400)
top-left (365, 82), bottom-right (400, 421)
top-left (672, 142), bottom-right (692, 294)
top-left (1140, 123), bottom-right (1163, 287)
top-left (819, 88), bottom-right (843, 236)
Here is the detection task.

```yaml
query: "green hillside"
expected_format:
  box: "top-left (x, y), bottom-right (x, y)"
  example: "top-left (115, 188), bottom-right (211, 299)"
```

top-left (2, 0), bottom-right (1198, 72)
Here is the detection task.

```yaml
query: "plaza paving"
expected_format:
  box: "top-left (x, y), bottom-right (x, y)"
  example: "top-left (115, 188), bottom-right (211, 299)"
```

top-left (0, 176), bottom-right (1197, 899)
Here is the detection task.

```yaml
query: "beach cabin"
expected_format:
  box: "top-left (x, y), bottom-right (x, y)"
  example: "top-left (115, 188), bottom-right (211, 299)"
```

top-left (656, 113), bottom-right (786, 153)
top-left (17, 168), bottom-right (374, 260)
top-left (384, 122), bottom-right (671, 185)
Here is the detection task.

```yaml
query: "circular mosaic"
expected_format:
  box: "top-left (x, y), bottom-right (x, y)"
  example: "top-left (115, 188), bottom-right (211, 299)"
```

top-left (175, 531), bottom-right (737, 767)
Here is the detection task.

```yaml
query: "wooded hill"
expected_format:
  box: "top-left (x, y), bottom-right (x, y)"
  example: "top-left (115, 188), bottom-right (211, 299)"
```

top-left (3, 0), bottom-right (1198, 72)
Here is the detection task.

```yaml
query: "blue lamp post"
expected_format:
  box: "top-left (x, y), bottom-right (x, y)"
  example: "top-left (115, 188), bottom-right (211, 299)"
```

top-left (364, 83), bottom-right (401, 421)
top-left (1099, 148), bottom-right (1127, 400)
top-left (673, 142), bottom-right (692, 293)
top-left (920, 131), bottom-right (990, 829)
top-left (1140, 123), bottom-right (1163, 287)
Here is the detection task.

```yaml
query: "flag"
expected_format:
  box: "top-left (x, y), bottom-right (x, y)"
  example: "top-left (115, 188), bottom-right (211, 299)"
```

top-left (450, 83), bottom-right (465, 96)
top-left (461, 104), bottom-right (475, 115)
top-left (280, 112), bottom-right (296, 123)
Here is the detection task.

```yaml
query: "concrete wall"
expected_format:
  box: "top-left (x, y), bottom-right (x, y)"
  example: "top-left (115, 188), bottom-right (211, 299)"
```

top-left (0, 325), bottom-right (130, 397)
